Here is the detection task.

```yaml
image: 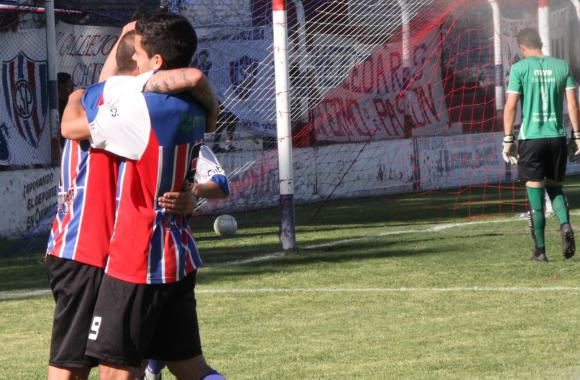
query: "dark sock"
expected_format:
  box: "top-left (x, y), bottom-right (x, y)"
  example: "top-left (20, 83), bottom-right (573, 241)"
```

top-left (527, 186), bottom-right (546, 250)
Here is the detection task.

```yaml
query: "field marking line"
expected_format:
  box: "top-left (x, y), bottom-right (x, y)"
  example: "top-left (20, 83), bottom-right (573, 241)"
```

top-left (2, 213), bottom-right (578, 300)
top-left (207, 251), bottom-right (286, 268)
top-left (195, 287), bottom-right (580, 294)
top-left (0, 289), bottom-right (51, 300)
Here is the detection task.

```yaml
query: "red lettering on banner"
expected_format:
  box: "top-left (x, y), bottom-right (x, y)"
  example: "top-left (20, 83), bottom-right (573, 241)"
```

top-left (413, 44), bottom-right (427, 80)
top-left (57, 33), bottom-right (118, 58)
top-left (332, 99), bottom-right (349, 136)
top-left (344, 100), bottom-right (371, 137)
top-left (332, 99), bottom-right (346, 136)
top-left (73, 35), bottom-right (91, 56)
top-left (362, 58), bottom-right (374, 94)
top-left (373, 98), bottom-right (402, 136)
top-left (72, 63), bottom-right (104, 86)
top-left (350, 66), bottom-right (361, 93)
top-left (100, 36), bottom-right (117, 56)
top-left (412, 83), bottom-right (440, 129)
top-left (312, 30), bottom-right (446, 142)
top-left (390, 52), bottom-right (403, 91)
top-left (83, 35), bottom-right (101, 56)
top-left (395, 95), bottom-right (405, 115)
top-left (59, 33), bottom-right (75, 56)
top-left (318, 100), bottom-right (336, 137)
top-left (375, 54), bottom-right (390, 94)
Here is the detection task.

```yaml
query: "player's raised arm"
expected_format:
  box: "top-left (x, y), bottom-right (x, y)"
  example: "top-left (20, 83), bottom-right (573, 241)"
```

top-left (61, 89), bottom-right (90, 140)
top-left (144, 68), bottom-right (219, 132)
top-left (99, 21), bottom-right (137, 81)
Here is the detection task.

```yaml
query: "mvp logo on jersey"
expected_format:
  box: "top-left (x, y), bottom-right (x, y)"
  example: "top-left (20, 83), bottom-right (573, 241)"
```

top-left (2, 52), bottom-right (48, 148)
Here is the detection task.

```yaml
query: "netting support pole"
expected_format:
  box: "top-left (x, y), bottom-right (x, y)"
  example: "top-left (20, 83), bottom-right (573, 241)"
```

top-left (290, 0), bottom-right (309, 123)
top-left (488, 0), bottom-right (503, 114)
top-left (570, 0), bottom-right (580, 100)
top-left (45, 0), bottom-right (60, 166)
top-left (488, 0), bottom-right (508, 180)
top-left (397, 0), bottom-right (412, 138)
top-left (272, 0), bottom-right (296, 251)
top-left (538, 0), bottom-right (551, 56)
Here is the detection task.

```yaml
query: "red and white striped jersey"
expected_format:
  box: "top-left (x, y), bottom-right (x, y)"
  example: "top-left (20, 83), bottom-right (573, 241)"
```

top-left (46, 74), bottom-right (152, 268)
top-left (88, 88), bottom-right (206, 284)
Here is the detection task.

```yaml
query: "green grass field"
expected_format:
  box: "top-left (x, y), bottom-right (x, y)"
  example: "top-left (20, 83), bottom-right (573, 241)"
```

top-left (2, 179), bottom-right (580, 379)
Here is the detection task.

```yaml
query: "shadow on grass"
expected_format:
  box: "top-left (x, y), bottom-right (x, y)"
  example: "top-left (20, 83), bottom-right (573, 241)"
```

top-left (198, 241), bottom-right (453, 285)
top-left (3, 176), bottom-right (580, 294)
top-left (0, 255), bottom-right (48, 294)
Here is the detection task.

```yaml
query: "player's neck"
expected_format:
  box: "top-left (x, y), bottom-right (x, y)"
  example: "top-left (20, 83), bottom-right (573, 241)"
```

top-left (527, 49), bottom-right (544, 58)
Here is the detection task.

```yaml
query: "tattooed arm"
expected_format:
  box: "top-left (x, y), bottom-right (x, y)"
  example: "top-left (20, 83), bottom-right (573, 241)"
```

top-left (144, 68), bottom-right (219, 132)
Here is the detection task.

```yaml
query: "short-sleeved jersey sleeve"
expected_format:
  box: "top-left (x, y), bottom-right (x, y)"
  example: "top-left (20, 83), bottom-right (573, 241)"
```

top-left (89, 91), bottom-right (151, 160)
top-left (507, 63), bottom-right (522, 94)
top-left (87, 72), bottom-right (155, 160)
top-left (194, 145), bottom-right (229, 194)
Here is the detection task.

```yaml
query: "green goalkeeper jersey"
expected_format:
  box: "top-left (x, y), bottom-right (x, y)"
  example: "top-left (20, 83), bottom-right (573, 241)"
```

top-left (507, 55), bottom-right (576, 140)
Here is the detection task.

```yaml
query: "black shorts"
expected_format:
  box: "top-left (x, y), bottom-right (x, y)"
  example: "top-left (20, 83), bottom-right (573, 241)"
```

top-left (518, 137), bottom-right (567, 182)
top-left (85, 272), bottom-right (202, 367)
top-left (46, 255), bottom-right (104, 368)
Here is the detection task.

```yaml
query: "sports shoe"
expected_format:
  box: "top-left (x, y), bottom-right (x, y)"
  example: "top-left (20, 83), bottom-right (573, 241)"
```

top-left (560, 223), bottom-right (575, 259)
top-left (530, 249), bottom-right (548, 262)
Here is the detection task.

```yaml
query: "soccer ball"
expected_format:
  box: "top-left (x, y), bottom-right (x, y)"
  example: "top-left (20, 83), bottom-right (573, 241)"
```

top-left (213, 214), bottom-right (237, 236)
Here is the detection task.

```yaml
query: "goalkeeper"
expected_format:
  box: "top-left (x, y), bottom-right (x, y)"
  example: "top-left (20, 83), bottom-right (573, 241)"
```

top-left (503, 27), bottom-right (580, 262)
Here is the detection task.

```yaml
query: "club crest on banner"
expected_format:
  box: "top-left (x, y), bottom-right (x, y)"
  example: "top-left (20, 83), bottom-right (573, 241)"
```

top-left (230, 55), bottom-right (258, 101)
top-left (2, 52), bottom-right (48, 148)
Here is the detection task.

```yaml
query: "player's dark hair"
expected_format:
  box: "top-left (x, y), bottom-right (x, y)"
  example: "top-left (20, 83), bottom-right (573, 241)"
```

top-left (135, 12), bottom-right (197, 70)
top-left (115, 30), bottom-right (137, 74)
top-left (517, 28), bottom-right (543, 50)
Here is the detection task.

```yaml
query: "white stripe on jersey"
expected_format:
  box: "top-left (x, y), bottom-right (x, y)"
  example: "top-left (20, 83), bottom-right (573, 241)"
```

top-left (111, 161), bottom-right (128, 242)
top-left (167, 227), bottom-right (180, 281)
top-left (159, 224), bottom-right (166, 284)
top-left (170, 147), bottom-right (179, 194)
top-left (146, 223), bottom-right (157, 285)
top-left (58, 143), bottom-right (80, 259)
top-left (155, 148), bottom-right (163, 208)
top-left (70, 149), bottom-right (91, 261)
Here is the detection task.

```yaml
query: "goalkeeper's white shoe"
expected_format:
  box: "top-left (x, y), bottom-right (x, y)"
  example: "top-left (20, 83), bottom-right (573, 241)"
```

top-left (144, 368), bottom-right (162, 380)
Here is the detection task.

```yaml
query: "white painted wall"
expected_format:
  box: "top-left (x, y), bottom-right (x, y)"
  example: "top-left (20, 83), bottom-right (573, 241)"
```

top-left (0, 167), bottom-right (58, 238)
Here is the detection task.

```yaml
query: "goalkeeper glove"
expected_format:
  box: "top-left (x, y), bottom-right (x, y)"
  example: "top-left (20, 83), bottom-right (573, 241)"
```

top-left (568, 131), bottom-right (580, 162)
top-left (502, 135), bottom-right (518, 165)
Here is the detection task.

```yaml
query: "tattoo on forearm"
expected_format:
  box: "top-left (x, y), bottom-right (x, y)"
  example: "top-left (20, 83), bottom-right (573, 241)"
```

top-left (180, 70), bottom-right (195, 88)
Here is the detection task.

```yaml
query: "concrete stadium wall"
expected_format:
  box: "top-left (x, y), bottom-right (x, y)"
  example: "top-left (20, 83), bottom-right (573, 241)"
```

top-left (0, 168), bottom-right (59, 239)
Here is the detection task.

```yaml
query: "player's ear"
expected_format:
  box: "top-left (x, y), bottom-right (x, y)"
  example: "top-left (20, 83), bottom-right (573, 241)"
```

top-left (152, 53), bottom-right (164, 70)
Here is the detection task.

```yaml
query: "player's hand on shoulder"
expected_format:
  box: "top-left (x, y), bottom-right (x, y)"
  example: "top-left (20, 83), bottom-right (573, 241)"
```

top-left (568, 132), bottom-right (580, 162)
top-left (502, 135), bottom-right (518, 165)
